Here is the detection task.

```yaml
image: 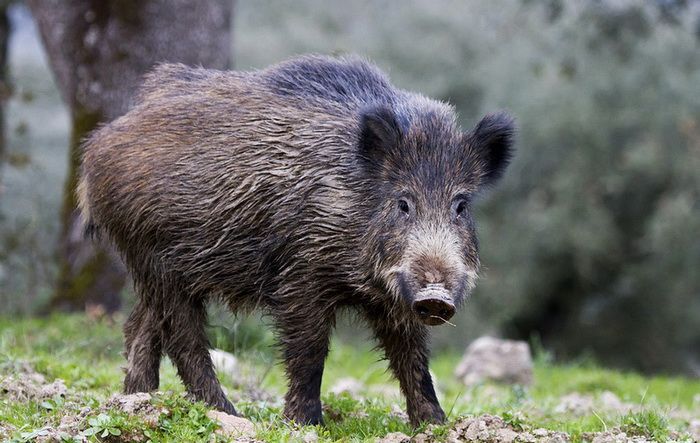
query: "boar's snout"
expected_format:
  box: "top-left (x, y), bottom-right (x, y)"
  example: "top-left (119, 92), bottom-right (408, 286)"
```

top-left (411, 283), bottom-right (456, 326)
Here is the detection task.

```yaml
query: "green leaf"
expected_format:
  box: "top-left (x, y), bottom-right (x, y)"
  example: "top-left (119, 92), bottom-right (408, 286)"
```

top-left (40, 401), bottom-right (54, 410)
top-left (82, 427), bottom-right (99, 436)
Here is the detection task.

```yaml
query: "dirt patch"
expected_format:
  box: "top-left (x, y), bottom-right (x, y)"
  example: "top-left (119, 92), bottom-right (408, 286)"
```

top-left (0, 423), bottom-right (16, 440)
top-left (104, 392), bottom-right (167, 427)
top-left (413, 414), bottom-right (569, 442)
top-left (5, 389), bottom-right (170, 442)
top-left (687, 420), bottom-right (700, 442)
top-left (388, 413), bottom-right (700, 443)
top-left (581, 431), bottom-right (656, 442)
top-left (377, 431), bottom-right (411, 442)
top-left (0, 363), bottom-right (67, 402)
top-left (555, 391), bottom-right (634, 416)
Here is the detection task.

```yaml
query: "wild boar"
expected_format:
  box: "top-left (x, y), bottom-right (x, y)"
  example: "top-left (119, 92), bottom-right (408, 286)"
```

top-left (77, 54), bottom-right (515, 426)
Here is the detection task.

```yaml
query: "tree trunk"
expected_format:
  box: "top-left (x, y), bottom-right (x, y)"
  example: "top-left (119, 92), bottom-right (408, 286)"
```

top-left (0, 1), bottom-right (11, 181)
top-left (26, 0), bottom-right (233, 313)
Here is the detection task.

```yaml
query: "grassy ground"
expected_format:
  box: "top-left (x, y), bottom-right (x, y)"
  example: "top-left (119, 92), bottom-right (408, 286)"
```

top-left (0, 314), bottom-right (698, 442)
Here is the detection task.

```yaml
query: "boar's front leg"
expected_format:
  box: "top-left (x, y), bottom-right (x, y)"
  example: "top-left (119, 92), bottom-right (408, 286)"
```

top-left (276, 308), bottom-right (335, 425)
top-left (364, 306), bottom-right (445, 426)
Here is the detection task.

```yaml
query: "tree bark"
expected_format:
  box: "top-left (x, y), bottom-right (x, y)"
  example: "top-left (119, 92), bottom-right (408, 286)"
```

top-left (0, 1), bottom-right (11, 182)
top-left (26, 0), bottom-right (233, 313)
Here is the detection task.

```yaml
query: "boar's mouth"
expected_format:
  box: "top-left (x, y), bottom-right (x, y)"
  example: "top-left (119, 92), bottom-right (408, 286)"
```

top-left (411, 283), bottom-right (456, 326)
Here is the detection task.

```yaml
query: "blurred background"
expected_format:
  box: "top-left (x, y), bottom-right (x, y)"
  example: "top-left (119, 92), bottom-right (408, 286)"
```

top-left (0, 0), bottom-right (698, 377)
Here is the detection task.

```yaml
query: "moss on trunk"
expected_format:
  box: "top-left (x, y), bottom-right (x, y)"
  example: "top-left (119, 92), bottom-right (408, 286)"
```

top-left (48, 108), bottom-right (125, 313)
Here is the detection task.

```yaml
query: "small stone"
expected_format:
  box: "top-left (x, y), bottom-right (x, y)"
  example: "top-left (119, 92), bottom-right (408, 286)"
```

top-left (104, 393), bottom-right (165, 427)
top-left (348, 410), bottom-right (369, 419)
top-left (377, 431), bottom-right (411, 443)
top-left (39, 379), bottom-right (68, 398)
top-left (412, 432), bottom-right (431, 443)
top-left (454, 336), bottom-right (534, 386)
top-left (542, 432), bottom-right (570, 443)
top-left (388, 403), bottom-right (408, 421)
top-left (301, 430), bottom-right (318, 443)
top-left (106, 392), bottom-right (152, 414)
top-left (495, 427), bottom-right (519, 442)
top-left (599, 391), bottom-right (632, 413)
top-left (555, 392), bottom-right (595, 415)
top-left (533, 428), bottom-right (549, 437)
top-left (330, 377), bottom-right (364, 397)
top-left (206, 410), bottom-right (255, 438)
top-left (0, 423), bottom-right (15, 440)
top-left (210, 349), bottom-right (239, 379)
top-left (58, 406), bottom-right (91, 429)
top-left (464, 418), bottom-right (489, 441)
top-left (543, 432), bottom-right (570, 443)
top-left (689, 419), bottom-right (700, 442)
top-left (590, 431), bottom-right (639, 443)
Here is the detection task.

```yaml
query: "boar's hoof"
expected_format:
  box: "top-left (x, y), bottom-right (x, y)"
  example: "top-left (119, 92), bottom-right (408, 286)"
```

top-left (412, 285), bottom-right (456, 326)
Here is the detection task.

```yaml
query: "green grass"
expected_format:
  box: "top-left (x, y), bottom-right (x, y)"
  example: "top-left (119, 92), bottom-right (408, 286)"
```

top-left (1, 314), bottom-right (698, 442)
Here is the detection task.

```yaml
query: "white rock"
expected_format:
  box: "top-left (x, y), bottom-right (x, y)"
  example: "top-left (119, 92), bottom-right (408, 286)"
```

top-left (454, 336), bottom-right (534, 386)
top-left (690, 419), bottom-right (700, 442)
top-left (330, 377), bottom-right (363, 397)
top-left (599, 391), bottom-right (632, 413)
top-left (206, 410), bottom-right (255, 438)
top-left (210, 349), bottom-right (239, 379)
top-left (555, 393), bottom-right (595, 415)
top-left (301, 430), bottom-right (318, 443)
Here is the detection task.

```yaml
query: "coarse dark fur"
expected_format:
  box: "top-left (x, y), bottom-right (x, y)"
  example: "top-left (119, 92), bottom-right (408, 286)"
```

top-left (77, 54), bottom-right (515, 426)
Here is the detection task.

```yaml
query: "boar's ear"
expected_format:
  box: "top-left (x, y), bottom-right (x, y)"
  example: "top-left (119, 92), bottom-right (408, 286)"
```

top-left (468, 112), bottom-right (516, 187)
top-left (357, 105), bottom-right (403, 172)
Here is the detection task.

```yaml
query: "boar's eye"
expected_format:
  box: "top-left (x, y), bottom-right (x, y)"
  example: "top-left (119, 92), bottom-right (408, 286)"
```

top-left (397, 199), bottom-right (411, 216)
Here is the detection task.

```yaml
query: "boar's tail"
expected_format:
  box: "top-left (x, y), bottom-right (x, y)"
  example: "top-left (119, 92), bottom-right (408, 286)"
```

top-left (76, 173), bottom-right (101, 240)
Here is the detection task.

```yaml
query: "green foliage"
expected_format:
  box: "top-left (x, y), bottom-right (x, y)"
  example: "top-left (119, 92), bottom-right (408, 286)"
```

top-left (156, 397), bottom-right (219, 441)
top-left (621, 410), bottom-right (670, 441)
top-left (207, 307), bottom-right (276, 356)
top-left (1, 315), bottom-right (699, 442)
top-left (81, 413), bottom-right (123, 438)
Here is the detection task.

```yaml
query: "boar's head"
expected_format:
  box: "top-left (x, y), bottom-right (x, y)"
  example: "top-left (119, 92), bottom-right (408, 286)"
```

top-left (357, 104), bottom-right (515, 326)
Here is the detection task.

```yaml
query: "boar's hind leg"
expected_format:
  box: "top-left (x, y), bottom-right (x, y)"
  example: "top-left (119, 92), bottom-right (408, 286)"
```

top-left (124, 300), bottom-right (162, 393)
top-left (364, 307), bottom-right (445, 426)
top-left (277, 310), bottom-right (335, 425)
top-left (163, 297), bottom-right (237, 416)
